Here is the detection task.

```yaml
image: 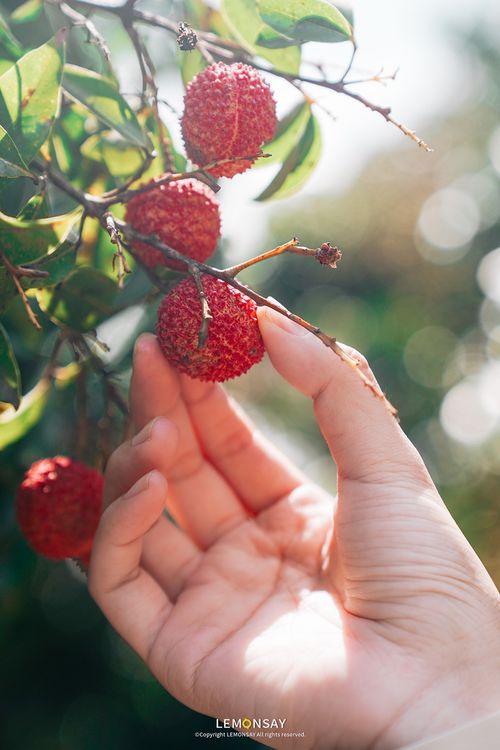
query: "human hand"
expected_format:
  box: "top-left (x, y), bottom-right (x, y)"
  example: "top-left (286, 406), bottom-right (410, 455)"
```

top-left (89, 308), bottom-right (500, 749)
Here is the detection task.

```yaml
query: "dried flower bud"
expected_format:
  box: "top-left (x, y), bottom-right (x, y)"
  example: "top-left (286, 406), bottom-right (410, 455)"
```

top-left (315, 242), bottom-right (342, 268)
top-left (177, 22), bottom-right (198, 51)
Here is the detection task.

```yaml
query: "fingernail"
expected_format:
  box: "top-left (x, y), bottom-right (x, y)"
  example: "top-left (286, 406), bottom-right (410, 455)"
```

top-left (131, 417), bottom-right (160, 446)
top-left (264, 304), bottom-right (308, 337)
top-left (133, 333), bottom-right (155, 364)
top-left (122, 471), bottom-right (152, 500)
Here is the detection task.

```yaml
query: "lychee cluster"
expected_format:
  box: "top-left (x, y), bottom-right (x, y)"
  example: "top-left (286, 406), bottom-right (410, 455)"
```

top-left (16, 456), bottom-right (103, 564)
top-left (125, 178), bottom-right (221, 271)
top-left (157, 275), bottom-right (264, 381)
top-left (181, 62), bottom-right (277, 177)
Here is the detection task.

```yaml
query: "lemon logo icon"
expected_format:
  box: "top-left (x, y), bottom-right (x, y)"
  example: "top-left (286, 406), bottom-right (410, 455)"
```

top-left (242, 717), bottom-right (252, 730)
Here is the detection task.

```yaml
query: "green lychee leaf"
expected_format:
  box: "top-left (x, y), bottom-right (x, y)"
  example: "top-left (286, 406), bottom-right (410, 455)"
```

top-left (0, 321), bottom-right (21, 409)
top-left (0, 376), bottom-right (49, 449)
top-left (0, 36), bottom-right (64, 166)
top-left (0, 6), bottom-right (24, 58)
top-left (0, 209), bottom-right (81, 311)
top-left (221, 0), bottom-right (301, 74)
top-left (63, 64), bottom-right (153, 151)
top-left (36, 267), bottom-right (118, 332)
top-left (257, 0), bottom-right (352, 44)
top-left (256, 112), bottom-right (321, 200)
top-left (0, 209), bottom-right (81, 266)
top-left (257, 100), bottom-right (310, 167)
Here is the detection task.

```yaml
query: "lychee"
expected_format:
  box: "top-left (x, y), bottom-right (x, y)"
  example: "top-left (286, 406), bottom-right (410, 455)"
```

top-left (181, 63), bottom-right (277, 178)
top-left (125, 177), bottom-right (221, 271)
top-left (16, 456), bottom-right (103, 563)
top-left (156, 274), bottom-right (265, 381)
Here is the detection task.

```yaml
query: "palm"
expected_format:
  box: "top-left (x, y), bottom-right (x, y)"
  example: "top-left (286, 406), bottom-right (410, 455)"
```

top-left (90, 330), bottom-right (500, 750)
top-left (145, 478), bottom-right (458, 750)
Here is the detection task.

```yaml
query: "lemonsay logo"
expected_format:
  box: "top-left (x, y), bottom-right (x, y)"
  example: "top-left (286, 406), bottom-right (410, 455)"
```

top-left (215, 717), bottom-right (287, 730)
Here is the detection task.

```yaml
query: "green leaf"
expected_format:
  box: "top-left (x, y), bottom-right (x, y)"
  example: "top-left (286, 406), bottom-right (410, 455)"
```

top-left (259, 100), bottom-right (310, 166)
top-left (0, 209), bottom-right (80, 266)
top-left (0, 376), bottom-right (49, 449)
top-left (256, 112), bottom-right (321, 200)
top-left (0, 322), bottom-right (21, 408)
top-left (36, 267), bottom-right (118, 331)
top-left (63, 65), bottom-right (152, 151)
top-left (81, 132), bottom-right (144, 177)
top-left (0, 7), bottom-right (24, 58)
top-left (255, 25), bottom-right (295, 48)
top-left (180, 48), bottom-right (207, 87)
top-left (0, 37), bottom-right (64, 165)
top-left (222, 0), bottom-right (301, 73)
top-left (257, 0), bottom-right (352, 44)
top-left (0, 123), bottom-right (31, 177)
top-left (22, 236), bottom-right (78, 289)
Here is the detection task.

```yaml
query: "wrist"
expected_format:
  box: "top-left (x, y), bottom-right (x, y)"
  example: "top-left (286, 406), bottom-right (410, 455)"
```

top-left (375, 599), bottom-right (500, 749)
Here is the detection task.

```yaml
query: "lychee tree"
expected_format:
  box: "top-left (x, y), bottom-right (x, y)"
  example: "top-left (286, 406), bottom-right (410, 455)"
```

top-left (0, 0), bottom-right (430, 561)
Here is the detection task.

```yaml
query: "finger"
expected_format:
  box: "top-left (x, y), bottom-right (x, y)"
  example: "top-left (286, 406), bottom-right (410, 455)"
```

top-left (88, 471), bottom-right (172, 663)
top-left (258, 306), bottom-right (432, 485)
top-left (104, 417), bottom-right (202, 598)
top-left (129, 335), bottom-right (247, 546)
top-left (179, 375), bottom-right (305, 511)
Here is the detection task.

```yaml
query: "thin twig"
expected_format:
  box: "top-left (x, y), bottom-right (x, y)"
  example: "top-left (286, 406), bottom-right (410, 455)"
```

top-left (120, 226), bottom-right (397, 416)
top-left (103, 212), bottom-right (131, 287)
top-left (124, 21), bottom-right (175, 171)
top-left (48, 0), bottom-right (111, 59)
top-left (0, 250), bottom-right (43, 329)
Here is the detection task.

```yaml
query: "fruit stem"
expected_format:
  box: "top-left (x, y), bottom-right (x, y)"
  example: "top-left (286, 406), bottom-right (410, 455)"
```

top-left (224, 239), bottom-right (300, 277)
top-left (189, 265), bottom-right (213, 349)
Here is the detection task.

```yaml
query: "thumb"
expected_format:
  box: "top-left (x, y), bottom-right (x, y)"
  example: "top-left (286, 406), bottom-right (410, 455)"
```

top-left (258, 305), bottom-right (430, 485)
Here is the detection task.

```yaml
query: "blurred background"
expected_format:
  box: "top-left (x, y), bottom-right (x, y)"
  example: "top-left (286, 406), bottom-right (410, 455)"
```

top-left (1, 0), bottom-right (500, 747)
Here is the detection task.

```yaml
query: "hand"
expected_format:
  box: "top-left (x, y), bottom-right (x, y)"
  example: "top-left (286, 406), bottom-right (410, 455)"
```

top-left (89, 308), bottom-right (500, 750)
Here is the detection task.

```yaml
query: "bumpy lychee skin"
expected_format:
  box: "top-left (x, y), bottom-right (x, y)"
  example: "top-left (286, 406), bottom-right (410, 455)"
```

top-left (125, 177), bottom-right (221, 271)
top-left (157, 275), bottom-right (265, 381)
top-left (182, 63), bottom-right (277, 178)
top-left (16, 456), bottom-right (103, 563)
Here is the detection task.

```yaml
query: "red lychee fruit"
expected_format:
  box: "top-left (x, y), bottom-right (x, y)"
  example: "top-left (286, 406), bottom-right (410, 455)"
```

top-left (156, 274), bottom-right (265, 381)
top-left (125, 177), bottom-right (221, 271)
top-left (181, 63), bottom-right (277, 178)
top-left (16, 456), bottom-right (103, 564)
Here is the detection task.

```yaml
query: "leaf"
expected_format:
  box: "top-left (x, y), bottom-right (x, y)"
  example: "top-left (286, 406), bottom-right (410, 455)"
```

top-left (81, 132), bottom-right (144, 177)
top-left (0, 322), bottom-right (21, 408)
top-left (36, 267), bottom-right (118, 331)
top-left (63, 65), bottom-right (152, 150)
top-left (222, 0), bottom-right (301, 74)
top-left (0, 37), bottom-right (64, 164)
top-left (0, 376), bottom-right (49, 449)
top-left (0, 209), bottom-right (80, 266)
top-left (259, 100), bottom-right (310, 166)
top-left (256, 112), bottom-right (321, 200)
top-left (0, 7), bottom-right (24, 58)
top-left (0, 124), bottom-right (31, 177)
top-left (22, 236), bottom-right (78, 289)
top-left (180, 48), bottom-right (207, 87)
top-left (257, 0), bottom-right (352, 44)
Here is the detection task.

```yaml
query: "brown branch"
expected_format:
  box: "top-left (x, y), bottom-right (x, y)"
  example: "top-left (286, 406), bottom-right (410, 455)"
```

top-left (130, 7), bottom-right (432, 152)
top-left (124, 20), bottom-right (175, 171)
top-left (73, 334), bottom-right (129, 416)
top-left (48, 0), bottom-right (111, 59)
top-left (119, 226), bottom-right (397, 417)
top-left (103, 212), bottom-right (131, 287)
top-left (0, 249), bottom-right (43, 329)
top-left (102, 151), bottom-right (270, 205)
top-left (224, 238), bottom-right (300, 277)
top-left (76, 365), bottom-right (88, 460)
